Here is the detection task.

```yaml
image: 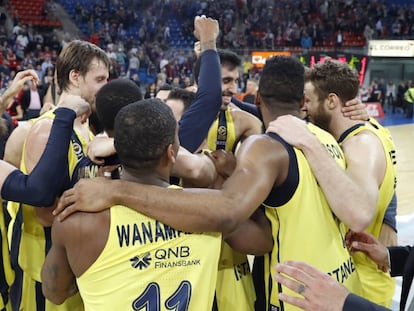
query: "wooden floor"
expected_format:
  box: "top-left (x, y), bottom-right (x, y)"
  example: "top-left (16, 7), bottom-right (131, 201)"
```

top-left (388, 124), bottom-right (414, 216)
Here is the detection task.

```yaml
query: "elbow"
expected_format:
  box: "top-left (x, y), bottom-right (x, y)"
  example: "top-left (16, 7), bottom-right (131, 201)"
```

top-left (215, 210), bottom-right (239, 234)
top-left (30, 182), bottom-right (60, 207)
top-left (42, 287), bottom-right (66, 305)
top-left (347, 212), bottom-right (373, 233)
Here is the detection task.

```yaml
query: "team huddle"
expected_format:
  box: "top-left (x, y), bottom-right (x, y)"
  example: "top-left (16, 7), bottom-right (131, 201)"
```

top-left (0, 15), bottom-right (400, 311)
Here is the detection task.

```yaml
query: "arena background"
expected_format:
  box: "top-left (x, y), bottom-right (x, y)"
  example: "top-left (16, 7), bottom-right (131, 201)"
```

top-left (1, 1), bottom-right (413, 310)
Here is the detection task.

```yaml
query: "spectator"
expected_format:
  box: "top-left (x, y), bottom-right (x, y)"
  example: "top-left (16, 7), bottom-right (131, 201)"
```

top-left (301, 31), bottom-right (313, 52)
top-left (404, 81), bottom-right (414, 119)
top-left (144, 82), bottom-right (157, 99)
top-left (20, 77), bottom-right (45, 120)
top-left (364, 24), bottom-right (374, 43)
top-left (336, 30), bottom-right (343, 50)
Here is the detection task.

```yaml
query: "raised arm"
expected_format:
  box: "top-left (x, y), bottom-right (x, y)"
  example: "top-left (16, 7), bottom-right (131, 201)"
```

top-left (0, 69), bottom-right (40, 114)
top-left (178, 16), bottom-right (221, 152)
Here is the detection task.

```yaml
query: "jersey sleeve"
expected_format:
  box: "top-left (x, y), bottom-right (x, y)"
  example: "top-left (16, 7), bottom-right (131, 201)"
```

top-left (1, 108), bottom-right (75, 206)
top-left (178, 50), bottom-right (222, 153)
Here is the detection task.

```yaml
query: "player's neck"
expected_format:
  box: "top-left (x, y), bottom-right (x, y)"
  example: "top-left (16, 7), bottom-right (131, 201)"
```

top-left (121, 167), bottom-right (170, 188)
top-left (329, 113), bottom-right (363, 141)
top-left (73, 118), bottom-right (90, 142)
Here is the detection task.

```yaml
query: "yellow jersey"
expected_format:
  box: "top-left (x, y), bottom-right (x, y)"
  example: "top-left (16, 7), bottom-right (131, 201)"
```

top-left (262, 123), bottom-right (362, 311)
top-left (7, 110), bottom-right (92, 311)
top-left (338, 121), bottom-right (397, 307)
top-left (77, 193), bottom-right (221, 311)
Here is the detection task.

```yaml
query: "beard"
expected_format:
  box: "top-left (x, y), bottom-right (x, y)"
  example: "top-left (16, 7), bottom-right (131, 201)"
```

top-left (221, 91), bottom-right (233, 110)
top-left (312, 104), bottom-right (331, 132)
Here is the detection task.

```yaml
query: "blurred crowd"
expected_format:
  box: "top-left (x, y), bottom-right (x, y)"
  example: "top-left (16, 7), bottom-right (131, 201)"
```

top-left (1, 0), bottom-right (414, 118)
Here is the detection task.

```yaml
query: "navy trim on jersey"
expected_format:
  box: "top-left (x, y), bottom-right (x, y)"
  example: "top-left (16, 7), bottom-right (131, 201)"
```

top-left (9, 205), bottom-right (23, 311)
top-left (337, 123), bottom-right (365, 144)
top-left (262, 133), bottom-right (299, 207)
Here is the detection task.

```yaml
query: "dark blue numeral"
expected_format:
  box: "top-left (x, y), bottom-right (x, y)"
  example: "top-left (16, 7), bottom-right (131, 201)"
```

top-left (132, 283), bottom-right (160, 311)
top-left (132, 281), bottom-right (192, 311)
top-left (165, 281), bottom-right (192, 311)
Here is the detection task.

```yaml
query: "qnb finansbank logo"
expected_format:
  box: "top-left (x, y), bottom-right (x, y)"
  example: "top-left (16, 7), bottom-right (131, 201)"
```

top-left (129, 246), bottom-right (201, 270)
top-left (130, 253), bottom-right (152, 270)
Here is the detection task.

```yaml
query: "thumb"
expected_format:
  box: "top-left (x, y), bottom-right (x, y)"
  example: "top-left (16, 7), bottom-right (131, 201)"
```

top-left (351, 241), bottom-right (374, 254)
top-left (20, 76), bottom-right (34, 85)
top-left (203, 150), bottom-right (215, 161)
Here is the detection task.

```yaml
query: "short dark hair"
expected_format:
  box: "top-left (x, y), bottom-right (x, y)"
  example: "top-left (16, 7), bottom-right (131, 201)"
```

top-left (95, 78), bottom-right (143, 132)
top-left (309, 60), bottom-right (359, 105)
top-left (193, 49), bottom-right (241, 84)
top-left (158, 83), bottom-right (173, 91)
top-left (259, 56), bottom-right (304, 110)
top-left (167, 88), bottom-right (196, 113)
top-left (56, 40), bottom-right (110, 92)
top-left (218, 49), bottom-right (241, 71)
top-left (114, 98), bottom-right (177, 171)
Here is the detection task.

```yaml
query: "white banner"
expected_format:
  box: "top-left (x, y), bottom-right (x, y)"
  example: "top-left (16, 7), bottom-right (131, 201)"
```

top-left (368, 40), bottom-right (414, 57)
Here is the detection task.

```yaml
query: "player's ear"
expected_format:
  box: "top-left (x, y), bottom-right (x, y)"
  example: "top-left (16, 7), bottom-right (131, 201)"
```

top-left (69, 69), bottom-right (81, 88)
top-left (167, 144), bottom-right (176, 164)
top-left (327, 93), bottom-right (340, 110)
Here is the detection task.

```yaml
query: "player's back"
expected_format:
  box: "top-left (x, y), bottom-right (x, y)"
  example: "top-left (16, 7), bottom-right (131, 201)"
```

top-left (77, 203), bottom-right (221, 311)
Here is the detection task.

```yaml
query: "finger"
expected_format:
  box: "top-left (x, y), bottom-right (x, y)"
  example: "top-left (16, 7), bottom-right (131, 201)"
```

top-left (56, 205), bottom-right (77, 222)
top-left (280, 261), bottom-right (321, 279)
top-left (344, 230), bottom-right (355, 248)
top-left (81, 113), bottom-right (88, 124)
top-left (351, 241), bottom-right (375, 253)
top-left (274, 272), bottom-right (306, 296)
top-left (53, 190), bottom-right (74, 215)
top-left (341, 107), bottom-right (358, 115)
top-left (278, 292), bottom-right (307, 310)
top-left (347, 231), bottom-right (371, 244)
top-left (16, 70), bottom-right (38, 81)
top-left (101, 164), bottom-right (120, 175)
top-left (344, 98), bottom-right (359, 107)
top-left (19, 75), bottom-right (36, 87)
top-left (266, 125), bottom-right (280, 133)
top-left (204, 151), bottom-right (216, 162)
top-left (92, 157), bottom-right (105, 166)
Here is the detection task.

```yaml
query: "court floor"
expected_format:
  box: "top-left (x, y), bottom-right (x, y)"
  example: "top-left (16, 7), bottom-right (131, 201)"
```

top-left (379, 111), bottom-right (414, 310)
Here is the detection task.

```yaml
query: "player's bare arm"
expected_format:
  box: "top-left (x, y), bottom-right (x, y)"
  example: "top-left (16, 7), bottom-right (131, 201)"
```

top-left (41, 218), bottom-right (78, 305)
top-left (267, 115), bottom-right (375, 232)
top-left (56, 134), bottom-right (289, 234)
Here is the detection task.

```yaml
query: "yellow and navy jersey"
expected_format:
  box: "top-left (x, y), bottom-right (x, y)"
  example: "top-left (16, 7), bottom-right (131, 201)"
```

top-left (7, 109), bottom-right (94, 282)
top-left (206, 109), bottom-right (256, 310)
top-left (207, 109), bottom-right (237, 152)
top-left (207, 114), bottom-right (256, 311)
top-left (7, 110), bottom-right (94, 310)
top-left (77, 188), bottom-right (221, 311)
top-left (0, 199), bottom-right (12, 311)
top-left (214, 242), bottom-right (255, 311)
top-left (261, 123), bottom-right (362, 311)
top-left (338, 121), bottom-right (397, 307)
